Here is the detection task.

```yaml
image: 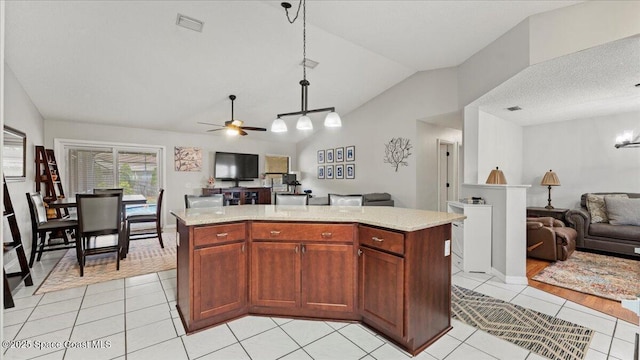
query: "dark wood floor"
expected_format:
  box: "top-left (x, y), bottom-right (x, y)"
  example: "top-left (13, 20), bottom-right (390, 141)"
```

top-left (526, 257), bottom-right (639, 324)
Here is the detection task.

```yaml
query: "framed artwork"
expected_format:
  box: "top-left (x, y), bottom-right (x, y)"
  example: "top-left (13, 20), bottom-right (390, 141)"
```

top-left (346, 164), bottom-right (355, 179)
top-left (346, 146), bottom-right (355, 162)
top-left (335, 147), bottom-right (344, 162)
top-left (326, 149), bottom-right (334, 163)
top-left (174, 146), bottom-right (202, 172)
top-left (317, 165), bottom-right (325, 179)
top-left (326, 165), bottom-right (334, 179)
top-left (317, 150), bottom-right (325, 164)
top-left (335, 164), bottom-right (344, 179)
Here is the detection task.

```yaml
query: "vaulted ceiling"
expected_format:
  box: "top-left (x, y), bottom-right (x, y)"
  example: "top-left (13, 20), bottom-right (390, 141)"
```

top-left (5, 0), bottom-right (584, 142)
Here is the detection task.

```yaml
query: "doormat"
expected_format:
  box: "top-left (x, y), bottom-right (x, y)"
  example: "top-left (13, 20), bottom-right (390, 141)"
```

top-left (532, 251), bottom-right (640, 301)
top-left (35, 235), bottom-right (176, 295)
top-left (452, 285), bottom-right (593, 360)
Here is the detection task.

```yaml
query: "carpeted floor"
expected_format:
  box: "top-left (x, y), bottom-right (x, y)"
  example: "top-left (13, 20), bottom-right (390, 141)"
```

top-left (532, 251), bottom-right (640, 301)
top-left (35, 234), bottom-right (176, 295)
top-left (452, 285), bottom-right (594, 360)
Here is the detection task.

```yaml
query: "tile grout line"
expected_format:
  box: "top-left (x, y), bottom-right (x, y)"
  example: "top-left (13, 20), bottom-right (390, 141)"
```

top-left (225, 322), bottom-right (253, 360)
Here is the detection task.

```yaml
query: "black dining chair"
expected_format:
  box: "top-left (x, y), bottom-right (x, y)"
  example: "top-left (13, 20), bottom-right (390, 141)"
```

top-left (76, 193), bottom-right (124, 276)
top-left (25, 193), bottom-right (78, 267)
top-left (185, 194), bottom-right (224, 208)
top-left (124, 188), bottom-right (164, 257)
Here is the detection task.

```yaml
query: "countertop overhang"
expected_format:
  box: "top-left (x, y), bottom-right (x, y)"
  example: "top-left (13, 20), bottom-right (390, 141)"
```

top-left (171, 205), bottom-right (466, 232)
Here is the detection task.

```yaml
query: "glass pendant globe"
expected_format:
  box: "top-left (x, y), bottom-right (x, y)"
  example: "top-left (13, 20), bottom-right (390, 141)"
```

top-left (271, 118), bottom-right (288, 133)
top-left (226, 128), bottom-right (240, 136)
top-left (296, 115), bottom-right (313, 130)
top-left (324, 112), bottom-right (342, 127)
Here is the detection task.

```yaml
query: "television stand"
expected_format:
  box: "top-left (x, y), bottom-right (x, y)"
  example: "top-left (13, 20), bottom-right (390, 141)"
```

top-left (202, 187), bottom-right (271, 205)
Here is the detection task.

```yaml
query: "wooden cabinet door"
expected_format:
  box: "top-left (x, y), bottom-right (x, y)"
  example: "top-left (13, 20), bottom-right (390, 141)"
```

top-left (193, 242), bottom-right (247, 321)
top-left (301, 243), bottom-right (355, 313)
top-left (251, 242), bottom-right (300, 308)
top-left (359, 247), bottom-right (404, 337)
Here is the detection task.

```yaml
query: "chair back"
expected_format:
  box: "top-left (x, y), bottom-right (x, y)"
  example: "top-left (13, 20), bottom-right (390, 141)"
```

top-left (77, 193), bottom-right (122, 237)
top-left (185, 194), bottom-right (224, 208)
top-left (155, 189), bottom-right (164, 217)
top-left (329, 194), bottom-right (364, 206)
top-left (93, 188), bottom-right (124, 195)
top-left (26, 192), bottom-right (49, 225)
top-left (275, 193), bottom-right (308, 205)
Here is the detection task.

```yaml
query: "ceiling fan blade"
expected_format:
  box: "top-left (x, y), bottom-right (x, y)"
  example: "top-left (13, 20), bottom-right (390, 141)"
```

top-left (207, 128), bottom-right (226, 132)
top-left (239, 130), bottom-right (248, 136)
top-left (198, 121), bottom-right (224, 127)
top-left (240, 126), bottom-right (267, 131)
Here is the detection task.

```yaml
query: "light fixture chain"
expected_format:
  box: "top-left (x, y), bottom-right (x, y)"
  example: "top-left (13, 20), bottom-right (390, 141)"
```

top-left (302, 0), bottom-right (306, 81)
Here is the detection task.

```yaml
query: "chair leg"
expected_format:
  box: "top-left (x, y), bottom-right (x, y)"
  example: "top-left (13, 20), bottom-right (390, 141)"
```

top-left (36, 232), bottom-right (46, 262)
top-left (156, 220), bottom-right (164, 248)
top-left (28, 232), bottom-right (38, 268)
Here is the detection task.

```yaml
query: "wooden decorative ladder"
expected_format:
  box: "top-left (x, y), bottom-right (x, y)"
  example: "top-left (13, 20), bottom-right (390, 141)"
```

top-left (35, 146), bottom-right (68, 219)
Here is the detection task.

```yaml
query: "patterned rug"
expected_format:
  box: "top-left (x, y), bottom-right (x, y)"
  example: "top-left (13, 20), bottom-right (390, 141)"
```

top-left (532, 251), bottom-right (640, 301)
top-left (35, 234), bottom-right (176, 294)
top-left (452, 285), bottom-right (593, 360)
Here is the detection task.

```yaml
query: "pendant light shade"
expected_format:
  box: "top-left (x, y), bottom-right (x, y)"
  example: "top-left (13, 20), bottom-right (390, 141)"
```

top-left (324, 111), bottom-right (342, 127)
top-left (296, 115), bottom-right (313, 130)
top-left (271, 118), bottom-right (288, 133)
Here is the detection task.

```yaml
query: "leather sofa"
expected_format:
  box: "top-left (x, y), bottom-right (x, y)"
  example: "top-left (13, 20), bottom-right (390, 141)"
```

top-left (566, 192), bottom-right (640, 258)
top-left (526, 217), bottom-right (576, 261)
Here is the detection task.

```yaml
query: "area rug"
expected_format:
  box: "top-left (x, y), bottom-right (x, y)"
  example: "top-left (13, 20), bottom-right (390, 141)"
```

top-left (452, 285), bottom-right (593, 360)
top-left (35, 234), bottom-right (176, 295)
top-left (531, 251), bottom-right (640, 301)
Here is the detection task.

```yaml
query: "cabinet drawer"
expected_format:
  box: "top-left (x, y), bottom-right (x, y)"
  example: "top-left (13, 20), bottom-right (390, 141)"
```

top-left (359, 226), bottom-right (404, 255)
top-left (194, 223), bottom-right (246, 247)
top-left (252, 222), bottom-right (354, 242)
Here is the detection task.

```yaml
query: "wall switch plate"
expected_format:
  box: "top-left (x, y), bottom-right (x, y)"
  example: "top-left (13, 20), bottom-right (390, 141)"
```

top-left (444, 240), bottom-right (451, 257)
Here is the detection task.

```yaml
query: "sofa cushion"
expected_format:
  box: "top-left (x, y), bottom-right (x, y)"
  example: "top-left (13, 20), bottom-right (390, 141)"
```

top-left (605, 197), bottom-right (640, 226)
top-left (586, 193), bottom-right (628, 223)
top-left (588, 223), bottom-right (640, 242)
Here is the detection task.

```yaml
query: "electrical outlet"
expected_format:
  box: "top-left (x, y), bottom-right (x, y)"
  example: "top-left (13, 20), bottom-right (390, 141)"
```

top-left (444, 240), bottom-right (451, 257)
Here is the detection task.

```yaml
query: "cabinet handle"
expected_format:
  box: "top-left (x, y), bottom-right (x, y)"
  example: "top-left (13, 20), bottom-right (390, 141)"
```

top-left (453, 223), bottom-right (460, 227)
top-left (270, 230), bottom-right (281, 236)
top-left (241, 244), bottom-right (245, 252)
top-left (357, 249), bottom-right (362, 256)
top-left (216, 232), bottom-right (228, 238)
top-left (372, 237), bottom-right (384, 242)
top-left (295, 245), bottom-right (299, 253)
top-left (321, 232), bottom-right (332, 238)
top-left (301, 244), bottom-right (306, 254)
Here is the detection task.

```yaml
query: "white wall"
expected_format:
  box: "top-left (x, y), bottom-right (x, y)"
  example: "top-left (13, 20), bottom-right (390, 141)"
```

top-left (523, 110), bottom-right (640, 209)
top-left (477, 111), bottom-right (523, 185)
top-left (529, 1), bottom-right (640, 65)
top-left (3, 64), bottom-right (45, 265)
top-left (44, 120), bottom-right (296, 226)
top-left (296, 68), bottom-right (459, 209)
top-left (416, 122), bottom-right (461, 210)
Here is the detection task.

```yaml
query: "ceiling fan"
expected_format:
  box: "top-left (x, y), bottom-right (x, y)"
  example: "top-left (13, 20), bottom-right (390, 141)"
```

top-left (198, 95), bottom-right (267, 136)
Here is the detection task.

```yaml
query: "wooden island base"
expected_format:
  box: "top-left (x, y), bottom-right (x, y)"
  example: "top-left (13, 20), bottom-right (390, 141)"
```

top-left (173, 206), bottom-right (460, 356)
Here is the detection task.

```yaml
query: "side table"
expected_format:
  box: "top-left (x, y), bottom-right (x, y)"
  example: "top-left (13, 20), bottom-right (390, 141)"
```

top-left (526, 207), bottom-right (569, 223)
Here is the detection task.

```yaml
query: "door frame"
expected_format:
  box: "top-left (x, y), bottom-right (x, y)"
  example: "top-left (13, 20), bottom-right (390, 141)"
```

top-left (436, 139), bottom-right (459, 211)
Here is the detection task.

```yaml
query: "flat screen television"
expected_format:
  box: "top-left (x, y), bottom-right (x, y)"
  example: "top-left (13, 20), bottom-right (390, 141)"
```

top-left (214, 152), bottom-right (259, 186)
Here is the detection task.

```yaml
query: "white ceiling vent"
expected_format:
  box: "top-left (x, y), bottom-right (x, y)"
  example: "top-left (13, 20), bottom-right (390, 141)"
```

top-left (176, 14), bottom-right (204, 32)
top-left (300, 58), bottom-right (319, 69)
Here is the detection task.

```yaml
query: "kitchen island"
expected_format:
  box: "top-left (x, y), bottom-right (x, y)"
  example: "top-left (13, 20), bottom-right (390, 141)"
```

top-left (171, 205), bottom-right (465, 356)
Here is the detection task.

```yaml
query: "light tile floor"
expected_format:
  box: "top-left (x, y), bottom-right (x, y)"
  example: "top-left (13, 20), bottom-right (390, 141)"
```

top-left (2, 250), bottom-right (638, 359)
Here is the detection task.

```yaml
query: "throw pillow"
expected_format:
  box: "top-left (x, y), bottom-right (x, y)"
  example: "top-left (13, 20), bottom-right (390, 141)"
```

top-left (604, 197), bottom-right (640, 226)
top-left (586, 193), bottom-right (629, 223)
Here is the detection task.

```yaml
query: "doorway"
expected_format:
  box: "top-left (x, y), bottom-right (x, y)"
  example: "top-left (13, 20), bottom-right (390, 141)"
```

top-left (437, 140), bottom-right (458, 211)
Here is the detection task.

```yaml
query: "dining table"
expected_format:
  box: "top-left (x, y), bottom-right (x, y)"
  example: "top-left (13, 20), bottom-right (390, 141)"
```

top-left (48, 194), bottom-right (147, 209)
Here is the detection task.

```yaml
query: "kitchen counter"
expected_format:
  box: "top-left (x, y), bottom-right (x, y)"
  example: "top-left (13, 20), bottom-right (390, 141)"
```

top-left (170, 204), bottom-right (465, 231)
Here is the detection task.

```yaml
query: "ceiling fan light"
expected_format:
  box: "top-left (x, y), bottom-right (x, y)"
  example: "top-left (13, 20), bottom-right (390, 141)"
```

top-left (271, 118), bottom-right (288, 133)
top-left (324, 112), bottom-right (342, 127)
top-left (296, 115), bottom-right (313, 130)
top-left (226, 128), bottom-right (240, 136)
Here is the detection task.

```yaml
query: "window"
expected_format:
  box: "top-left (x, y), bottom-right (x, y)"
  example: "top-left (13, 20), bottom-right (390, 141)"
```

top-left (57, 140), bottom-right (164, 204)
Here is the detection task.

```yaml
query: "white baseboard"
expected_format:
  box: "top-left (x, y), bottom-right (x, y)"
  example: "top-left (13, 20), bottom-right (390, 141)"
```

top-left (491, 268), bottom-right (528, 285)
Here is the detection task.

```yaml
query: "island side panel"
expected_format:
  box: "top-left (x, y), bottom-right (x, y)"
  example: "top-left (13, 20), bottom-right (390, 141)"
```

top-left (176, 220), bottom-right (192, 330)
top-left (405, 223), bottom-right (452, 354)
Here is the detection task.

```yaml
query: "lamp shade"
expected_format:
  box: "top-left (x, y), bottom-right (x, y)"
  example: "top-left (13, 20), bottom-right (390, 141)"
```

top-left (485, 167), bottom-right (507, 185)
top-left (271, 118), bottom-right (287, 133)
top-left (541, 170), bottom-right (560, 186)
top-left (226, 128), bottom-right (239, 136)
top-left (296, 115), bottom-right (313, 130)
top-left (324, 112), bottom-right (342, 127)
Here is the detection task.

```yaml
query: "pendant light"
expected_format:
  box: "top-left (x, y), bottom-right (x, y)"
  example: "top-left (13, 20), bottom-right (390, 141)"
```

top-left (272, 0), bottom-right (342, 132)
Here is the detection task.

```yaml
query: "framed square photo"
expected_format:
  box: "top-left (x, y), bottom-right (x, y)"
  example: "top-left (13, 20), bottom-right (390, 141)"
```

top-left (317, 150), bottom-right (325, 164)
top-left (346, 146), bottom-right (355, 162)
top-left (335, 164), bottom-right (344, 179)
top-left (346, 164), bottom-right (355, 179)
top-left (326, 165), bottom-right (334, 179)
top-left (326, 149), bottom-right (334, 163)
top-left (317, 165), bottom-right (325, 179)
top-left (335, 147), bottom-right (344, 162)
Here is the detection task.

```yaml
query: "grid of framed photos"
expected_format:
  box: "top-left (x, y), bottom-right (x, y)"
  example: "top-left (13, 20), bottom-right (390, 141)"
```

top-left (318, 146), bottom-right (355, 179)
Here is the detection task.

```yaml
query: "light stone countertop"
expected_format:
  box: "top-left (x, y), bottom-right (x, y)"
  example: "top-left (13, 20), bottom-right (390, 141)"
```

top-left (170, 205), bottom-right (466, 232)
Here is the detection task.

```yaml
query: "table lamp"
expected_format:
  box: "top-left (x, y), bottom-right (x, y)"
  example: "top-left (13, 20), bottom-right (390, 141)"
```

top-left (541, 169), bottom-right (560, 209)
top-left (485, 167), bottom-right (507, 185)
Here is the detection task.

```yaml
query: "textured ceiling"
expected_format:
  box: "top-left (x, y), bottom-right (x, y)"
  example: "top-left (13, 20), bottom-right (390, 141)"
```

top-left (5, 1), bottom-right (583, 142)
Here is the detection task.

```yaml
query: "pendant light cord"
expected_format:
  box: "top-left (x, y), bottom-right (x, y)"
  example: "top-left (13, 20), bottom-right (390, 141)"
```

top-left (283, 0), bottom-right (306, 81)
